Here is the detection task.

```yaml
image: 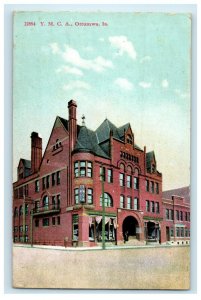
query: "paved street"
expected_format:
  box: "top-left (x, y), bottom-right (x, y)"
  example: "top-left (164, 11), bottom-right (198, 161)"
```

top-left (13, 244), bottom-right (190, 290)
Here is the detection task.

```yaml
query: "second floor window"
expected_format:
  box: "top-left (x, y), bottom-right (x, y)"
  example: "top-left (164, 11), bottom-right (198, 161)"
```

top-left (35, 180), bottom-right (39, 192)
top-left (127, 175), bottom-right (132, 188)
top-left (134, 197), bottom-right (138, 210)
top-left (74, 188), bottom-right (79, 204)
top-left (74, 161), bottom-right (93, 178)
top-left (87, 189), bottom-right (93, 204)
top-left (57, 171), bottom-right (61, 184)
top-left (119, 173), bottom-right (125, 186)
top-left (134, 177), bottom-right (139, 190)
top-left (108, 169), bottom-right (113, 183)
top-left (120, 195), bottom-right (125, 208)
top-left (127, 197), bottom-right (131, 209)
top-left (146, 200), bottom-right (150, 212)
top-left (43, 196), bottom-right (49, 209)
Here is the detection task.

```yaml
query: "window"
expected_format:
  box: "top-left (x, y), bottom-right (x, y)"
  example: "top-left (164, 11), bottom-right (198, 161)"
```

top-left (52, 173), bottom-right (56, 186)
top-left (43, 218), bottom-right (49, 227)
top-left (42, 177), bottom-right (46, 190)
top-left (146, 200), bottom-right (150, 212)
top-left (151, 201), bottom-right (155, 213)
top-left (127, 134), bottom-right (133, 145)
top-left (188, 212), bottom-right (190, 222)
top-left (74, 188), bottom-right (79, 204)
top-left (108, 169), bottom-right (113, 183)
top-left (46, 176), bottom-right (49, 188)
top-left (57, 171), bottom-right (61, 184)
top-left (185, 212), bottom-right (188, 221)
top-left (181, 228), bottom-right (184, 237)
top-left (19, 225), bottom-right (23, 232)
top-left (35, 220), bottom-right (39, 227)
top-left (72, 215), bottom-right (79, 241)
top-left (176, 227), bottom-right (180, 237)
top-left (100, 166), bottom-right (106, 181)
top-left (134, 197), bottom-right (138, 210)
top-left (155, 202), bottom-right (159, 213)
top-left (155, 183), bottom-right (159, 194)
top-left (35, 180), bottom-right (39, 192)
top-left (151, 181), bottom-right (154, 193)
top-left (14, 207), bottom-right (18, 217)
top-left (146, 180), bottom-right (149, 192)
top-left (52, 217), bottom-right (56, 225)
top-left (25, 225), bottom-right (28, 232)
top-left (19, 205), bottom-right (23, 216)
top-left (43, 196), bottom-right (49, 209)
top-left (170, 210), bottom-right (174, 220)
top-left (24, 184), bottom-right (29, 196)
top-left (185, 229), bottom-right (188, 237)
top-left (180, 211), bottom-right (183, 221)
top-left (120, 195), bottom-right (125, 208)
top-left (87, 162), bottom-right (92, 177)
top-left (134, 177), bottom-right (139, 190)
top-left (176, 210), bottom-right (179, 220)
top-left (80, 161), bottom-right (86, 177)
top-left (87, 189), bottom-right (93, 204)
top-left (35, 201), bottom-right (40, 212)
top-left (166, 209), bottom-right (169, 220)
top-left (127, 197), bottom-right (131, 209)
top-left (57, 195), bottom-right (61, 209)
top-left (119, 173), bottom-right (125, 186)
top-left (57, 216), bottom-right (60, 225)
top-left (25, 204), bottom-right (29, 215)
top-left (14, 226), bottom-right (18, 232)
top-left (127, 175), bottom-right (132, 188)
top-left (170, 228), bottom-right (174, 237)
top-left (100, 193), bottom-right (113, 207)
top-left (74, 161), bottom-right (93, 178)
top-left (52, 196), bottom-right (56, 209)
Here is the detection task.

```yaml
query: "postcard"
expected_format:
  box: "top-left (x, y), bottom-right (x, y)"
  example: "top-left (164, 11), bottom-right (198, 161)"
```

top-left (12, 11), bottom-right (191, 289)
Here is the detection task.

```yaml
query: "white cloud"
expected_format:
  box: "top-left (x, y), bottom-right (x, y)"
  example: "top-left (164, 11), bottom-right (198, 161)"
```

top-left (63, 80), bottom-right (91, 91)
top-left (114, 78), bottom-right (133, 91)
top-left (174, 89), bottom-right (190, 99)
top-left (50, 43), bottom-right (60, 54)
top-left (99, 37), bottom-right (105, 42)
top-left (140, 56), bottom-right (152, 63)
top-left (56, 65), bottom-right (83, 76)
top-left (139, 81), bottom-right (152, 89)
top-left (62, 45), bottom-right (113, 73)
top-left (162, 79), bottom-right (169, 88)
top-left (109, 36), bottom-right (137, 60)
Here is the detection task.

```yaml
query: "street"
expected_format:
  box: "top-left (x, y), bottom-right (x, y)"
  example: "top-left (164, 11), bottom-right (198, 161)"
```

top-left (13, 244), bottom-right (190, 289)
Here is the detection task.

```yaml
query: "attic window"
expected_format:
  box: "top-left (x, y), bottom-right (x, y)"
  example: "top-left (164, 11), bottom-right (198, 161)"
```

top-left (126, 134), bottom-right (133, 145)
top-left (52, 139), bottom-right (62, 152)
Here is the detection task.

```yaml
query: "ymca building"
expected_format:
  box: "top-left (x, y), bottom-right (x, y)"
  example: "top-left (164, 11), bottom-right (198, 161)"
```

top-left (13, 100), bottom-right (190, 247)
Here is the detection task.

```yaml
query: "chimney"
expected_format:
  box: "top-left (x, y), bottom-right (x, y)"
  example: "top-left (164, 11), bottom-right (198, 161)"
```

top-left (31, 132), bottom-right (42, 173)
top-left (68, 100), bottom-right (77, 152)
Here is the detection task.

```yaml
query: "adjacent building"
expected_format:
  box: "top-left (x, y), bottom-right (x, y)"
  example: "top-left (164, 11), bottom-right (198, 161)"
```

top-left (13, 99), bottom-right (190, 247)
top-left (162, 187), bottom-right (190, 245)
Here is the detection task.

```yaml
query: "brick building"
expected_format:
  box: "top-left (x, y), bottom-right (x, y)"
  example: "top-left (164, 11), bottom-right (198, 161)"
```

top-left (162, 187), bottom-right (190, 245)
top-left (13, 99), bottom-right (181, 247)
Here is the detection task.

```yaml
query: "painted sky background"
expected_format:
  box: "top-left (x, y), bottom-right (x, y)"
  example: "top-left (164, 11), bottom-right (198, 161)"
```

top-left (13, 11), bottom-right (191, 190)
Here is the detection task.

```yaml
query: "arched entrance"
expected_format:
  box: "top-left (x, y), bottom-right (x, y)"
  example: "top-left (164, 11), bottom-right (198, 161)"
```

top-left (122, 216), bottom-right (139, 242)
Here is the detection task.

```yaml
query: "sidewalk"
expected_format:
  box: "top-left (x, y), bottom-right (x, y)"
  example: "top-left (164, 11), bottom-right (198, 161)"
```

top-left (13, 242), bottom-right (189, 251)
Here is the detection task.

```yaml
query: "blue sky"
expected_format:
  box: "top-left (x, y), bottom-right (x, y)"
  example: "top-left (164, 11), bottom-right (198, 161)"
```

top-left (13, 11), bottom-right (191, 190)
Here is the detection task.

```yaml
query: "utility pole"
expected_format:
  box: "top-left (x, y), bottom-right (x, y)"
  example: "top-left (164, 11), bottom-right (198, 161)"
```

top-left (101, 165), bottom-right (106, 250)
top-left (30, 209), bottom-right (33, 247)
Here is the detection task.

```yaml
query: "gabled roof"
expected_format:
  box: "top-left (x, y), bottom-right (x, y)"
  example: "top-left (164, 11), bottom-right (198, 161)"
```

top-left (19, 159), bottom-right (31, 169)
top-left (58, 116), bottom-right (68, 131)
top-left (95, 119), bottom-right (120, 144)
top-left (117, 123), bottom-right (130, 138)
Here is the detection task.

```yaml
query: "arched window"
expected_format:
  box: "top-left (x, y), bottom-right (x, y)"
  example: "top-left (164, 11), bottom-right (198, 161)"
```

top-left (19, 205), bottom-right (23, 216)
top-left (127, 165), bottom-right (132, 173)
top-left (14, 207), bottom-right (18, 217)
top-left (43, 195), bottom-right (49, 209)
top-left (100, 193), bottom-right (113, 207)
top-left (25, 204), bottom-right (29, 215)
top-left (119, 163), bottom-right (125, 172)
top-left (134, 168), bottom-right (139, 176)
